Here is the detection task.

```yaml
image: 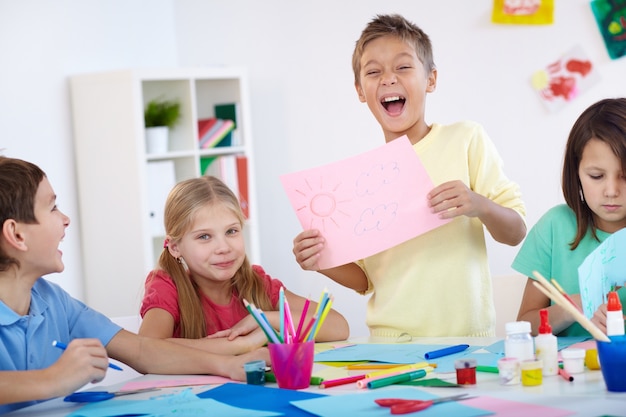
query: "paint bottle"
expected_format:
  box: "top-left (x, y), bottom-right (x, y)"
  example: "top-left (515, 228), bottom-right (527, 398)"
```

top-left (606, 291), bottom-right (625, 336)
top-left (454, 358), bottom-right (477, 385)
top-left (534, 309), bottom-right (558, 376)
top-left (504, 321), bottom-right (534, 362)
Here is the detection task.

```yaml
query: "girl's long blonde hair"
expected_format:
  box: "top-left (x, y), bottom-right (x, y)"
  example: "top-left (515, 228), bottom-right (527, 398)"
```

top-left (157, 175), bottom-right (273, 339)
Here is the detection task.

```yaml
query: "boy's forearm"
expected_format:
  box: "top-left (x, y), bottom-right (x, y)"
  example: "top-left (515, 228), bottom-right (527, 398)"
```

top-left (0, 370), bottom-right (60, 405)
top-left (480, 200), bottom-right (526, 246)
top-left (165, 334), bottom-right (263, 355)
top-left (319, 263), bottom-right (368, 292)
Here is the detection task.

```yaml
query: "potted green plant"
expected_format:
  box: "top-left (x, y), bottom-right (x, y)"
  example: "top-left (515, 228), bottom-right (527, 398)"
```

top-left (144, 97), bottom-right (181, 154)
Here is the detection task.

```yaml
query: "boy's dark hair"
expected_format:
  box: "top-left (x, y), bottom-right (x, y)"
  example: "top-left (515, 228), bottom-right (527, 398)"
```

top-left (352, 14), bottom-right (435, 85)
top-left (562, 97), bottom-right (626, 249)
top-left (0, 156), bottom-right (46, 271)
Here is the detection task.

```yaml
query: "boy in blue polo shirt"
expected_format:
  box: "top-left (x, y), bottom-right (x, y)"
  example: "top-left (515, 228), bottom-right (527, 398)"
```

top-left (0, 156), bottom-right (269, 413)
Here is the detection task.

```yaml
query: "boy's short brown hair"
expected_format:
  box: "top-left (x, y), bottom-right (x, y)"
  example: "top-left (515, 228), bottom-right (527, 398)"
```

top-left (352, 14), bottom-right (435, 85)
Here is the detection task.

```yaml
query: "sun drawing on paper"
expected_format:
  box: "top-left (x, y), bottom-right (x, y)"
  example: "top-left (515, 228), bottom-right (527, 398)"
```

top-left (294, 162), bottom-right (400, 235)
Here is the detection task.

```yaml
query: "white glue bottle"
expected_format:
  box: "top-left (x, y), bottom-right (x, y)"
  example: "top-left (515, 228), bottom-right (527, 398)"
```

top-left (504, 321), bottom-right (534, 362)
top-left (606, 291), bottom-right (625, 336)
top-left (534, 308), bottom-right (558, 376)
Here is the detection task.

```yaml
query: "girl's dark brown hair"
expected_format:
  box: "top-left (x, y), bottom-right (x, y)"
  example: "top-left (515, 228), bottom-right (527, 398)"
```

top-left (0, 156), bottom-right (46, 271)
top-left (562, 98), bottom-right (626, 249)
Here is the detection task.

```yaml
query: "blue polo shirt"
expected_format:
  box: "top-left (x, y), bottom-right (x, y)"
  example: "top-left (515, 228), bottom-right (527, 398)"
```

top-left (0, 278), bottom-right (122, 414)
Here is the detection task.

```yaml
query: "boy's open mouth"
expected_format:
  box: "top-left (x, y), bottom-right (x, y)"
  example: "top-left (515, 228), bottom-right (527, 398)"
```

top-left (381, 95), bottom-right (406, 113)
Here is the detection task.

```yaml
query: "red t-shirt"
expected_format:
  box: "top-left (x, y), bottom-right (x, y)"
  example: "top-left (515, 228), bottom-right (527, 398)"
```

top-left (140, 265), bottom-right (284, 337)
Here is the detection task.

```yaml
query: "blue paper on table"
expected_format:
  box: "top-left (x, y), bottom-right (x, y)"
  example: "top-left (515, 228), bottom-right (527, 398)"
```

top-left (578, 227), bottom-right (626, 318)
top-left (66, 388), bottom-right (278, 417)
top-left (198, 382), bottom-right (325, 417)
top-left (482, 337), bottom-right (590, 356)
top-left (291, 387), bottom-right (493, 417)
top-left (315, 343), bottom-right (482, 373)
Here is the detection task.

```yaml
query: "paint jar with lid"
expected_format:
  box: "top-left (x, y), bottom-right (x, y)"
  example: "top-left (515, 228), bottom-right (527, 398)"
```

top-left (520, 359), bottom-right (543, 386)
top-left (561, 348), bottom-right (585, 374)
top-left (497, 357), bottom-right (520, 385)
top-left (454, 358), bottom-right (477, 385)
top-left (585, 348), bottom-right (601, 370)
top-left (244, 360), bottom-right (267, 385)
top-left (504, 321), bottom-right (534, 362)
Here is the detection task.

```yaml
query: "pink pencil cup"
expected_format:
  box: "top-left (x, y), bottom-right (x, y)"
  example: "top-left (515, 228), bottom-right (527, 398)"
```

top-left (268, 341), bottom-right (314, 389)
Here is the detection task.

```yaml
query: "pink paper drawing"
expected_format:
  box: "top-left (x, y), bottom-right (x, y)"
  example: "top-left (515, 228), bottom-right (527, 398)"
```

top-left (280, 136), bottom-right (450, 270)
top-left (530, 45), bottom-right (601, 112)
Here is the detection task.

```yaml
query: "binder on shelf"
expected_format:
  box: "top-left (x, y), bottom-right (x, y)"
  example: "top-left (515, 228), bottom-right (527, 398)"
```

top-left (146, 161), bottom-right (176, 237)
top-left (214, 103), bottom-right (242, 146)
top-left (197, 118), bottom-right (234, 149)
top-left (236, 155), bottom-right (249, 219)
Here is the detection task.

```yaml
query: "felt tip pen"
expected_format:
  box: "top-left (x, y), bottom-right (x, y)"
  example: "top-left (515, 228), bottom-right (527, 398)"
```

top-left (558, 367), bottom-right (574, 382)
top-left (424, 344), bottom-right (470, 360)
top-left (319, 374), bottom-right (366, 389)
top-left (264, 371), bottom-right (323, 386)
top-left (367, 368), bottom-right (427, 389)
top-left (52, 340), bottom-right (123, 371)
top-left (476, 365), bottom-right (499, 373)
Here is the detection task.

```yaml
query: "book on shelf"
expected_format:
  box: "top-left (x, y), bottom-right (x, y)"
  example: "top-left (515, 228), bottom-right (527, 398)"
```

top-left (200, 154), bottom-right (249, 218)
top-left (197, 118), bottom-right (234, 149)
top-left (214, 102), bottom-right (242, 146)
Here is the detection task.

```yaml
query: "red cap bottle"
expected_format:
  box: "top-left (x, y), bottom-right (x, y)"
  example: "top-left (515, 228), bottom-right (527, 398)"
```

top-left (606, 292), bottom-right (625, 336)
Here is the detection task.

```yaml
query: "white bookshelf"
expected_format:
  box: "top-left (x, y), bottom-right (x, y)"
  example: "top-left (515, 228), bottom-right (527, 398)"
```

top-left (69, 67), bottom-right (260, 317)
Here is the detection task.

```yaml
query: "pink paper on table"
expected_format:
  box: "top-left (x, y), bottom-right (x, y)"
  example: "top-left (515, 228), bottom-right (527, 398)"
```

top-left (120, 375), bottom-right (231, 391)
top-left (464, 396), bottom-right (574, 417)
top-left (280, 136), bottom-right (449, 269)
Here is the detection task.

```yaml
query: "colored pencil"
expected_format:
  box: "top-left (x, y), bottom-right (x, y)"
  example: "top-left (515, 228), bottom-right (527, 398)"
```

top-left (243, 299), bottom-right (281, 344)
top-left (365, 362), bottom-right (430, 379)
top-left (279, 287), bottom-right (285, 342)
top-left (295, 296), bottom-right (311, 340)
top-left (346, 363), bottom-right (438, 370)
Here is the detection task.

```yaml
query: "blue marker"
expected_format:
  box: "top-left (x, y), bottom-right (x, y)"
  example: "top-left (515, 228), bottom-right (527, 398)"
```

top-left (424, 344), bottom-right (470, 360)
top-left (52, 340), bottom-right (123, 371)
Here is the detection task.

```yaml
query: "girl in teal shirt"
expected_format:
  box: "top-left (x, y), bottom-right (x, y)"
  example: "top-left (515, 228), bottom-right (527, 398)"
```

top-left (513, 98), bottom-right (626, 337)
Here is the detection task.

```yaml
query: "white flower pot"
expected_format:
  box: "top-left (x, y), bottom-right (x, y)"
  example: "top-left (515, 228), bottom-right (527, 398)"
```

top-left (145, 126), bottom-right (169, 154)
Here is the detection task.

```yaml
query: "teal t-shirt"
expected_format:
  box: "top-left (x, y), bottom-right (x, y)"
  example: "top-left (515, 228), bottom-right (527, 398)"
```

top-left (512, 204), bottom-right (618, 337)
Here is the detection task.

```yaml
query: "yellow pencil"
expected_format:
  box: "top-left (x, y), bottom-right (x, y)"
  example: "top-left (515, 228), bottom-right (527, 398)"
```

top-left (346, 363), bottom-right (437, 370)
top-left (365, 361), bottom-right (430, 379)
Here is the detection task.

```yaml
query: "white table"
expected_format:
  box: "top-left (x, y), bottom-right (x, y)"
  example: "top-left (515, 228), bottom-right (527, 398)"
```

top-left (7, 336), bottom-right (626, 416)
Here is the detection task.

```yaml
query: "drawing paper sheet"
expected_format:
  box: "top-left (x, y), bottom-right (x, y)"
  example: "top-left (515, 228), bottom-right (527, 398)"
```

top-left (291, 387), bottom-right (492, 417)
top-left (280, 136), bottom-right (449, 269)
top-left (314, 343), bottom-right (482, 373)
top-left (198, 383), bottom-right (325, 417)
top-left (66, 388), bottom-right (279, 417)
top-left (578, 227), bottom-right (626, 318)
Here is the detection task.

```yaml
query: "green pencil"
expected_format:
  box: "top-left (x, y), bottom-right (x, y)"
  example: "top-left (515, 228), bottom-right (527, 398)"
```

top-left (476, 365), bottom-right (499, 373)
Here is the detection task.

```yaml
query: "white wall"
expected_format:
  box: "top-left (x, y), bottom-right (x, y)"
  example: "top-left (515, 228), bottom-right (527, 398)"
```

top-left (175, 0), bottom-right (626, 336)
top-left (0, 0), bottom-right (178, 296)
top-left (2, 0), bottom-right (626, 338)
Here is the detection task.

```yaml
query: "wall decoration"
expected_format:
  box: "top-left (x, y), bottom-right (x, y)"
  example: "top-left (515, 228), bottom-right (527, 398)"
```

top-left (530, 45), bottom-right (601, 112)
top-left (492, 0), bottom-right (554, 24)
top-left (590, 0), bottom-right (626, 60)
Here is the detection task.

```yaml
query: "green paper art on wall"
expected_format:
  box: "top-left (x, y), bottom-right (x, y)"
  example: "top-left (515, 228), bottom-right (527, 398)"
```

top-left (591, 0), bottom-right (626, 60)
